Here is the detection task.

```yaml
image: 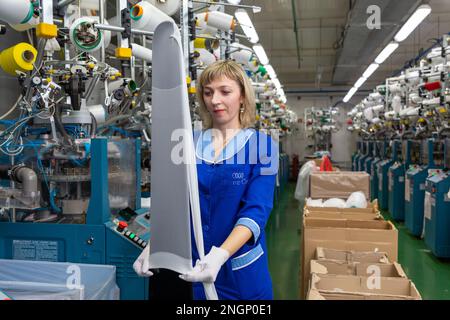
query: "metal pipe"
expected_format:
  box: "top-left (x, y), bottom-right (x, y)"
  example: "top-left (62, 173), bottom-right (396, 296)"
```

top-left (57, 0), bottom-right (76, 8)
top-left (42, 0), bottom-right (54, 24)
top-left (291, 0), bottom-right (301, 68)
top-left (117, 0), bottom-right (129, 49)
top-left (190, 0), bottom-right (261, 12)
top-left (94, 23), bottom-right (155, 37)
top-left (10, 156), bottom-right (15, 223)
top-left (99, 0), bottom-right (106, 64)
top-left (15, 167), bottom-right (38, 196)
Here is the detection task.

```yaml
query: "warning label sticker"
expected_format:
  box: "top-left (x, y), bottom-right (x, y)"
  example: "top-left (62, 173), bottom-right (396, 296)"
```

top-left (13, 240), bottom-right (58, 262)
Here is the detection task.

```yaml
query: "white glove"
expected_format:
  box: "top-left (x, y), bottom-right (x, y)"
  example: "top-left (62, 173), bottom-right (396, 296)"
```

top-left (133, 245), bottom-right (153, 277)
top-left (179, 246), bottom-right (229, 283)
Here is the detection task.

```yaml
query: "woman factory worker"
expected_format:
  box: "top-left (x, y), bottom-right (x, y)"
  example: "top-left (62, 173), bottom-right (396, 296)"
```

top-left (134, 60), bottom-right (279, 300)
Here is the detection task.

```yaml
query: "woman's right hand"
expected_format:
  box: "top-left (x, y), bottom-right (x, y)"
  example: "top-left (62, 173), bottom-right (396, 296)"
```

top-left (133, 245), bottom-right (154, 277)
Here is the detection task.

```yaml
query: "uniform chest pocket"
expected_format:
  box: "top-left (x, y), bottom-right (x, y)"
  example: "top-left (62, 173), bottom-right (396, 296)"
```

top-left (219, 164), bottom-right (252, 196)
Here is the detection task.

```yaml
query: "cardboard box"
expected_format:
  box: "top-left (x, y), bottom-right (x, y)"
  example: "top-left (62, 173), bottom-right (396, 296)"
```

top-left (315, 247), bottom-right (389, 263)
top-left (310, 260), bottom-right (407, 278)
top-left (304, 199), bottom-right (379, 214)
top-left (300, 218), bottom-right (398, 299)
top-left (307, 273), bottom-right (421, 300)
top-left (310, 171), bottom-right (370, 200)
top-left (299, 205), bottom-right (383, 232)
top-left (304, 211), bottom-right (383, 221)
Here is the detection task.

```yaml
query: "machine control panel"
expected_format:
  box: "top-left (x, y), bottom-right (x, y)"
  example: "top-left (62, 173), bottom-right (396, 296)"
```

top-left (108, 208), bottom-right (151, 249)
top-left (426, 170), bottom-right (450, 193)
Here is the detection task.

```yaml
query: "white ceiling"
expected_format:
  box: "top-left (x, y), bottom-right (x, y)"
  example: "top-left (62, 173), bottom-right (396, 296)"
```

top-left (234, 0), bottom-right (450, 102)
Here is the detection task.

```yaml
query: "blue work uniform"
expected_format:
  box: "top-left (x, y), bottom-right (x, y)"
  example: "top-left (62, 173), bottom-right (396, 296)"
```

top-left (192, 128), bottom-right (279, 300)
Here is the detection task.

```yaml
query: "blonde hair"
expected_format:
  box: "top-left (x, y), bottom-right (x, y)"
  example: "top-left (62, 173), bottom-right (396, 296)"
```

top-left (196, 60), bottom-right (256, 129)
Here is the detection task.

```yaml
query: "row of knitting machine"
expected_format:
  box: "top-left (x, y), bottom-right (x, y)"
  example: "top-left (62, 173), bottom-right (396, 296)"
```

top-left (349, 34), bottom-right (450, 259)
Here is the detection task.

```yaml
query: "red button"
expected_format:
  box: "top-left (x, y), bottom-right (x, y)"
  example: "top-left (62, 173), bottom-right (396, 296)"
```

top-left (119, 221), bottom-right (128, 228)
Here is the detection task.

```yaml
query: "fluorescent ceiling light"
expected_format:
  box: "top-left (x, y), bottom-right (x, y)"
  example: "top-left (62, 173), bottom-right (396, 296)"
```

top-left (252, 44), bottom-right (269, 65)
top-left (343, 87), bottom-right (358, 103)
top-left (272, 78), bottom-right (281, 90)
top-left (375, 42), bottom-right (399, 64)
top-left (394, 5), bottom-right (432, 42)
top-left (363, 63), bottom-right (380, 78)
top-left (235, 9), bottom-right (259, 44)
top-left (265, 65), bottom-right (277, 79)
top-left (354, 77), bottom-right (367, 88)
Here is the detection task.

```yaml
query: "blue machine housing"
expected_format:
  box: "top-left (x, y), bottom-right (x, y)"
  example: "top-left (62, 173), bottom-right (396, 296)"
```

top-left (424, 171), bottom-right (450, 258)
top-left (351, 141), bottom-right (359, 171)
top-left (424, 139), bottom-right (450, 257)
top-left (352, 141), bottom-right (363, 171)
top-left (370, 141), bottom-right (387, 201)
top-left (364, 141), bottom-right (377, 176)
top-left (0, 138), bottom-right (149, 300)
top-left (358, 141), bottom-right (372, 172)
top-left (376, 141), bottom-right (398, 211)
top-left (388, 140), bottom-right (410, 221)
top-left (405, 139), bottom-right (435, 236)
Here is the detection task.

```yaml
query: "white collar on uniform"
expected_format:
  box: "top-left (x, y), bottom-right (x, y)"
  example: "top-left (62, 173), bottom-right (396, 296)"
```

top-left (196, 128), bottom-right (255, 163)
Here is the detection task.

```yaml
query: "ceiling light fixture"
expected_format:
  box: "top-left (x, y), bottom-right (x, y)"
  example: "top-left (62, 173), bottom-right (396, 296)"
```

top-left (253, 44), bottom-right (269, 65)
top-left (343, 87), bottom-right (358, 103)
top-left (374, 42), bottom-right (399, 64)
top-left (265, 65), bottom-right (277, 79)
top-left (354, 77), bottom-right (367, 88)
top-left (362, 63), bottom-right (380, 79)
top-left (394, 4), bottom-right (432, 42)
top-left (235, 9), bottom-right (259, 44)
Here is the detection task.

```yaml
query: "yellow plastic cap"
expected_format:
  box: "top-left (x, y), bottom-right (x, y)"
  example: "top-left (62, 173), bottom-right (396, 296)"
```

top-left (188, 86), bottom-right (196, 94)
top-left (115, 47), bottom-right (132, 59)
top-left (36, 23), bottom-right (58, 39)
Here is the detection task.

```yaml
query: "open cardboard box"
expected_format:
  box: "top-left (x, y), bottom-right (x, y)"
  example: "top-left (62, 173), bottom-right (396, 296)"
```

top-left (315, 247), bottom-right (389, 263)
top-left (307, 273), bottom-right (421, 300)
top-left (300, 204), bottom-right (383, 231)
top-left (304, 199), bottom-right (380, 214)
top-left (310, 260), bottom-right (407, 278)
top-left (303, 207), bottom-right (383, 221)
top-left (300, 218), bottom-right (398, 299)
top-left (309, 171), bottom-right (370, 200)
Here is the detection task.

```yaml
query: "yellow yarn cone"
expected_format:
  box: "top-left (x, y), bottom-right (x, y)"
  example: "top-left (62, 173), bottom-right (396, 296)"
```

top-left (0, 42), bottom-right (37, 75)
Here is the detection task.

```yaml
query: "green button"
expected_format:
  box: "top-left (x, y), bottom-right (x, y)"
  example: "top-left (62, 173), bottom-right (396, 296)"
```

top-left (130, 233), bottom-right (135, 239)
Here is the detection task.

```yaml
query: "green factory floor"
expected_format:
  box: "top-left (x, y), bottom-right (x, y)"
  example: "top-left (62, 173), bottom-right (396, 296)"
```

top-left (265, 182), bottom-right (450, 300)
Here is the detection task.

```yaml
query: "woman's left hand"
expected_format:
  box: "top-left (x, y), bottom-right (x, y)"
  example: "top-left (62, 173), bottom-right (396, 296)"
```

top-left (179, 246), bottom-right (229, 283)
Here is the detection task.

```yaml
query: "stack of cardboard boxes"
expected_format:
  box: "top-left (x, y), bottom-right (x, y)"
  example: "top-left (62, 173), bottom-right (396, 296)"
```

top-left (300, 171), bottom-right (422, 300)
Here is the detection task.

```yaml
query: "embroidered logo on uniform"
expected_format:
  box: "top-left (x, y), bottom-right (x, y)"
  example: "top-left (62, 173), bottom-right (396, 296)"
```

top-left (232, 172), bottom-right (248, 185)
top-left (232, 172), bottom-right (244, 179)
